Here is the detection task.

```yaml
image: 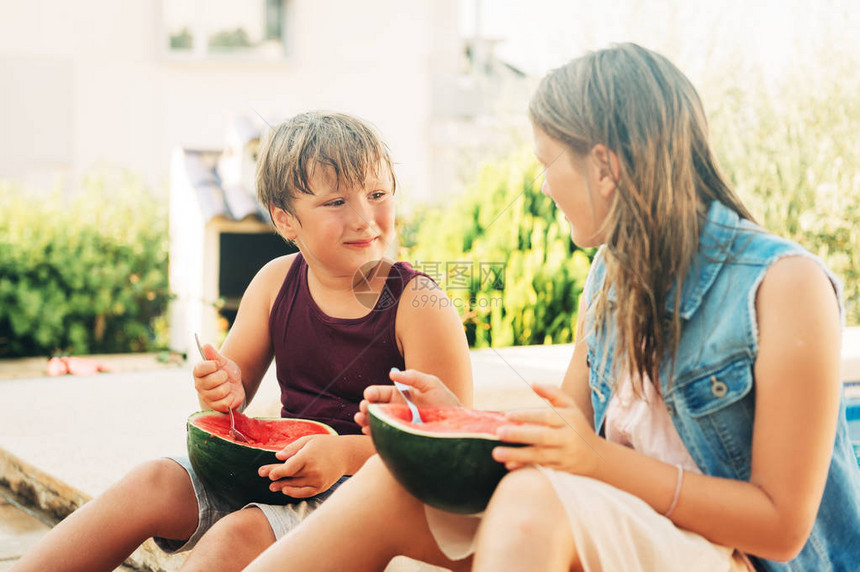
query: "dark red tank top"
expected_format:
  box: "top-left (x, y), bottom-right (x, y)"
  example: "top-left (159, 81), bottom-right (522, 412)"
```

top-left (269, 253), bottom-right (427, 435)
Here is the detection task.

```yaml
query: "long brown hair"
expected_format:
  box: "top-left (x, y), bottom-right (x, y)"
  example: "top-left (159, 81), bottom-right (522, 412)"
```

top-left (529, 43), bottom-right (754, 392)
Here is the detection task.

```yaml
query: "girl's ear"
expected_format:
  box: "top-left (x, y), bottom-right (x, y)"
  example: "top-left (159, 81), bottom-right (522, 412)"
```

top-left (591, 144), bottom-right (620, 199)
top-left (271, 206), bottom-right (299, 241)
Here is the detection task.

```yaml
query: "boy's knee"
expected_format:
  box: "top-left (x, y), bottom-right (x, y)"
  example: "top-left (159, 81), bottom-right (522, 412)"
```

top-left (182, 508), bottom-right (274, 568)
top-left (120, 459), bottom-right (194, 510)
top-left (203, 507), bottom-right (274, 546)
top-left (123, 459), bottom-right (186, 492)
top-left (109, 459), bottom-right (198, 538)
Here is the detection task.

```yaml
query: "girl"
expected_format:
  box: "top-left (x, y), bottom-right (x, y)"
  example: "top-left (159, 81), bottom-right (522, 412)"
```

top-left (245, 45), bottom-right (859, 571)
top-left (12, 112), bottom-right (473, 572)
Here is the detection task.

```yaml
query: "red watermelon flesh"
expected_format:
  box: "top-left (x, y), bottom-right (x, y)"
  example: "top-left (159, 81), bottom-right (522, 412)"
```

top-left (192, 411), bottom-right (332, 450)
top-left (378, 404), bottom-right (517, 435)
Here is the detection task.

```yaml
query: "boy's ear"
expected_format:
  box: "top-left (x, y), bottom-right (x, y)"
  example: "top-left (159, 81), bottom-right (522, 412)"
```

top-left (270, 206), bottom-right (299, 241)
top-left (591, 144), bottom-right (620, 199)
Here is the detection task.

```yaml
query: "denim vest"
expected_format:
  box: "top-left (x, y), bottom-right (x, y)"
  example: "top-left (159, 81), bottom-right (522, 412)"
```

top-left (583, 200), bottom-right (860, 571)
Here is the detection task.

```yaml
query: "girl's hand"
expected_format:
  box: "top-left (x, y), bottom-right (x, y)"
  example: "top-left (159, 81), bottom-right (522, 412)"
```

top-left (193, 344), bottom-right (245, 412)
top-left (492, 383), bottom-right (604, 477)
top-left (354, 368), bottom-right (463, 434)
top-left (258, 435), bottom-right (344, 498)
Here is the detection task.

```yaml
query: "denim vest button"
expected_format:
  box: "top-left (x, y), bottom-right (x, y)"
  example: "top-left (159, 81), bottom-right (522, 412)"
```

top-left (711, 375), bottom-right (728, 398)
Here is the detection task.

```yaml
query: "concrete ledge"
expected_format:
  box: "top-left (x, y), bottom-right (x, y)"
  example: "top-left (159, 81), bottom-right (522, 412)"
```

top-left (0, 448), bottom-right (185, 571)
top-left (0, 448), bottom-right (88, 523)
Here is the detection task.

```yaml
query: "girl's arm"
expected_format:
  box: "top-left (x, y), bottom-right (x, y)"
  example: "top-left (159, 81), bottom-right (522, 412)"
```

top-left (560, 293), bottom-right (594, 428)
top-left (395, 275), bottom-right (474, 407)
top-left (497, 256), bottom-right (842, 561)
top-left (678, 255), bottom-right (841, 559)
top-left (496, 295), bottom-right (594, 473)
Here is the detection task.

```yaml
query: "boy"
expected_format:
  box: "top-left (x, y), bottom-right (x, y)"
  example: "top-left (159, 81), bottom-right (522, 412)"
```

top-left (13, 112), bottom-right (473, 572)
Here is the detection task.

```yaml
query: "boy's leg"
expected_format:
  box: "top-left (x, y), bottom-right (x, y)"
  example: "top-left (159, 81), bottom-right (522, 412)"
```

top-left (245, 455), bottom-right (472, 572)
top-left (12, 458), bottom-right (199, 572)
top-left (178, 506), bottom-right (275, 571)
top-left (472, 468), bottom-right (579, 572)
top-left (180, 474), bottom-right (347, 570)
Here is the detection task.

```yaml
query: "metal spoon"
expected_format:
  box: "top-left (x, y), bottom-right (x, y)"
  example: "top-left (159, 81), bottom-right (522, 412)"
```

top-left (393, 380), bottom-right (423, 424)
top-left (194, 333), bottom-right (249, 443)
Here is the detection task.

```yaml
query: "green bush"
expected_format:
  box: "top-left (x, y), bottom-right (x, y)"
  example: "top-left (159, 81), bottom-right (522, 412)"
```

top-left (400, 150), bottom-right (593, 348)
top-left (0, 170), bottom-right (170, 357)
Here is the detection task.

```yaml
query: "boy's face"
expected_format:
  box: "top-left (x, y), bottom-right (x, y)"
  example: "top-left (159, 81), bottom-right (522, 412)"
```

top-left (272, 162), bottom-right (395, 277)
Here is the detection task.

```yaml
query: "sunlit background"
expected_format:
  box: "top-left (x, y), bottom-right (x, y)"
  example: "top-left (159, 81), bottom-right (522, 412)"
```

top-left (463, 0), bottom-right (860, 78)
top-left (1, 0), bottom-right (858, 357)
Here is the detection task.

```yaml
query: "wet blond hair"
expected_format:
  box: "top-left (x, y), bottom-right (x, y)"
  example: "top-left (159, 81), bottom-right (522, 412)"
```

top-left (529, 43), bottom-right (754, 391)
top-left (255, 111), bottom-right (396, 220)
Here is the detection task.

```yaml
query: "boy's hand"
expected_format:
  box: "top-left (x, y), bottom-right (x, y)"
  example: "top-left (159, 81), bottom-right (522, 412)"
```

top-left (193, 344), bottom-right (245, 412)
top-left (258, 435), bottom-right (344, 498)
top-left (354, 368), bottom-right (462, 435)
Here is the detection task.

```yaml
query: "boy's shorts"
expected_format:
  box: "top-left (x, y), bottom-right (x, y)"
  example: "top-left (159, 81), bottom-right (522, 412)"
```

top-left (153, 456), bottom-right (349, 553)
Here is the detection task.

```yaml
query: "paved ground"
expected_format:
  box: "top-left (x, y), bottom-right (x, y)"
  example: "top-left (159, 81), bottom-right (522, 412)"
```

top-left (0, 343), bottom-right (574, 571)
top-left (0, 486), bottom-right (136, 572)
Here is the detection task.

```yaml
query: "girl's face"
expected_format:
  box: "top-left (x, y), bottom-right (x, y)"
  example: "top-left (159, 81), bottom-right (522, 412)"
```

top-left (532, 124), bottom-right (614, 248)
top-left (273, 162), bottom-right (395, 277)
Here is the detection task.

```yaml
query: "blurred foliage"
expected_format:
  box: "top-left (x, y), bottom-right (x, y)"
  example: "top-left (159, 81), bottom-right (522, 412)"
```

top-left (705, 57), bottom-right (860, 325)
top-left (0, 169), bottom-right (170, 357)
top-left (209, 28), bottom-right (252, 49)
top-left (401, 54), bottom-right (859, 349)
top-left (169, 27), bottom-right (193, 50)
top-left (399, 150), bottom-right (594, 348)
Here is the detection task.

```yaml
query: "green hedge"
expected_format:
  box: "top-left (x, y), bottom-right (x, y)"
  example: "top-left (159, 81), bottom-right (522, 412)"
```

top-left (0, 170), bottom-right (170, 357)
top-left (400, 151), bottom-right (593, 348)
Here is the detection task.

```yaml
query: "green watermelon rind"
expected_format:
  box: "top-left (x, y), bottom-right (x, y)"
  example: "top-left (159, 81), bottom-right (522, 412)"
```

top-left (186, 410), bottom-right (337, 507)
top-left (368, 403), bottom-right (523, 515)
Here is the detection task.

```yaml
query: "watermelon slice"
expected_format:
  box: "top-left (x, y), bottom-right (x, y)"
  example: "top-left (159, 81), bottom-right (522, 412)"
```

top-left (186, 410), bottom-right (337, 506)
top-left (368, 403), bottom-right (524, 514)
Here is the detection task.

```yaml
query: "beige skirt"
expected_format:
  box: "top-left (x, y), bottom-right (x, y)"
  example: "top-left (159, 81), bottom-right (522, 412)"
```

top-left (425, 467), bottom-right (753, 571)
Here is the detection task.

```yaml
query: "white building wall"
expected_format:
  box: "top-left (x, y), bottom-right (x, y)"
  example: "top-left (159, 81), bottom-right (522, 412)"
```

top-left (0, 0), bottom-right (462, 204)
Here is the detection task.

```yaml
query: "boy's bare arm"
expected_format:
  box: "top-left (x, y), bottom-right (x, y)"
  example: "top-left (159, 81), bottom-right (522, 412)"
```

top-left (218, 254), bottom-right (298, 406)
top-left (336, 435), bottom-right (377, 475)
top-left (395, 275), bottom-right (474, 407)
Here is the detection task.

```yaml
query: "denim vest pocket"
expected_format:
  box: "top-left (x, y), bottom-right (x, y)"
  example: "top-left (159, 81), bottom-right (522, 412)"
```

top-left (674, 357), bottom-right (754, 416)
top-left (669, 357), bottom-right (755, 477)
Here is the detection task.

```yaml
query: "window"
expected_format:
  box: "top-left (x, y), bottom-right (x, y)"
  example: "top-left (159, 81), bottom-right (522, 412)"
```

top-left (163, 0), bottom-right (287, 59)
